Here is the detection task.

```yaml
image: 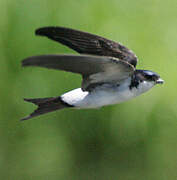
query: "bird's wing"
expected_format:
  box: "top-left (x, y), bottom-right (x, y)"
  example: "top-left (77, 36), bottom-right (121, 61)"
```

top-left (35, 27), bottom-right (138, 67)
top-left (22, 55), bottom-right (135, 91)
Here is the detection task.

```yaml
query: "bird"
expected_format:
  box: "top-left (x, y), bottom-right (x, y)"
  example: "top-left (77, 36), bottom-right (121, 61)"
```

top-left (21, 26), bottom-right (164, 120)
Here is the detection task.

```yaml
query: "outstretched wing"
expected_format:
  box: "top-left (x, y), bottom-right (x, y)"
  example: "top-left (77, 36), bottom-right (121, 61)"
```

top-left (22, 54), bottom-right (135, 91)
top-left (35, 27), bottom-right (138, 67)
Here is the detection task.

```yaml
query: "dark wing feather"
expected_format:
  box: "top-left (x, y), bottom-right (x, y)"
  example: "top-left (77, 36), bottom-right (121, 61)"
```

top-left (22, 54), bottom-right (135, 91)
top-left (22, 54), bottom-right (108, 76)
top-left (35, 27), bottom-right (138, 67)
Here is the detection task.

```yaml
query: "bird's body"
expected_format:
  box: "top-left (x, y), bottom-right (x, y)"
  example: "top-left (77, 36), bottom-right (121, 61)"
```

top-left (61, 77), bottom-right (154, 108)
top-left (22, 27), bottom-right (163, 120)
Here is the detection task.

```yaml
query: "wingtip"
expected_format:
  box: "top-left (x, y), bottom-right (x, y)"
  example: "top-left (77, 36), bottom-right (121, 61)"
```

top-left (21, 57), bottom-right (36, 67)
top-left (35, 27), bottom-right (55, 36)
top-left (21, 58), bottom-right (29, 67)
top-left (23, 98), bottom-right (34, 103)
top-left (35, 27), bottom-right (45, 36)
top-left (21, 60), bottom-right (26, 67)
top-left (20, 115), bottom-right (32, 121)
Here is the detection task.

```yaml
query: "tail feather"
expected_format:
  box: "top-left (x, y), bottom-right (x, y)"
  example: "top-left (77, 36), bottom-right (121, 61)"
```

top-left (21, 97), bottom-right (71, 121)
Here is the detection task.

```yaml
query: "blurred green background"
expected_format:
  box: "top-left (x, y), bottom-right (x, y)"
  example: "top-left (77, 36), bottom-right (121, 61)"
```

top-left (0, 0), bottom-right (176, 179)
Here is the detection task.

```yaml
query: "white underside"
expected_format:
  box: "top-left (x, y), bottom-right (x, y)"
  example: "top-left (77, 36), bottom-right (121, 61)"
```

top-left (61, 78), bottom-right (155, 108)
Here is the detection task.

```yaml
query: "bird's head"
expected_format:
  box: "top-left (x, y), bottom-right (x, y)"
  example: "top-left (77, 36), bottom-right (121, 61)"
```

top-left (130, 70), bottom-right (164, 94)
top-left (135, 70), bottom-right (164, 85)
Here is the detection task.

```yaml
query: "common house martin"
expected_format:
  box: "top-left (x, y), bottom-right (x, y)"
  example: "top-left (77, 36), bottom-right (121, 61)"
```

top-left (21, 27), bottom-right (164, 120)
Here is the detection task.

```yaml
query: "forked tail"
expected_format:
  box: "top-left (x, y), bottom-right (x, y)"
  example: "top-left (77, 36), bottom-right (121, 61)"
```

top-left (21, 97), bottom-right (72, 121)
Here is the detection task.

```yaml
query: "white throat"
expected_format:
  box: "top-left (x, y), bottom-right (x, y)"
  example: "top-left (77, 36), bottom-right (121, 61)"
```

top-left (134, 81), bottom-right (155, 95)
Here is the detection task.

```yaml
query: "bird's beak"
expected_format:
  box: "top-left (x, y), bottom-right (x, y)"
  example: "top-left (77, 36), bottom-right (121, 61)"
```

top-left (156, 78), bottom-right (164, 84)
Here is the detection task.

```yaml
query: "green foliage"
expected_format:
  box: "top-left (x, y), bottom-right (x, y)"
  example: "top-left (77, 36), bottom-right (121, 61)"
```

top-left (0, 0), bottom-right (176, 179)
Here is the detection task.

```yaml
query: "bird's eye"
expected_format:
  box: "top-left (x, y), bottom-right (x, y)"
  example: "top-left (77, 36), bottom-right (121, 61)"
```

top-left (149, 75), bottom-right (158, 81)
top-left (145, 74), bottom-right (152, 80)
top-left (153, 75), bottom-right (159, 81)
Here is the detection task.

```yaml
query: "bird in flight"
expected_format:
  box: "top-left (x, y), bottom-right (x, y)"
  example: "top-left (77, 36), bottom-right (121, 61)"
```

top-left (21, 26), bottom-right (164, 120)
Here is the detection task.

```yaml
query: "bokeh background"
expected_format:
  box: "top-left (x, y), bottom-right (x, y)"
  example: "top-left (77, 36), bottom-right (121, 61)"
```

top-left (0, 0), bottom-right (176, 179)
